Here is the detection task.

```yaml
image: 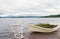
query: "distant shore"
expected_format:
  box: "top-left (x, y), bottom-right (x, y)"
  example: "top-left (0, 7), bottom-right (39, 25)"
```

top-left (0, 14), bottom-right (60, 18)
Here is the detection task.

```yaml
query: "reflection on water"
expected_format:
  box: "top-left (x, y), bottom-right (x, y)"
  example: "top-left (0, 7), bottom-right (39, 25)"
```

top-left (0, 18), bottom-right (60, 32)
top-left (0, 18), bottom-right (60, 25)
top-left (0, 18), bottom-right (60, 39)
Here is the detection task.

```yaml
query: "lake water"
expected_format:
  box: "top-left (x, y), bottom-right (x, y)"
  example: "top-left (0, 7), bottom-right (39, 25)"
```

top-left (0, 18), bottom-right (60, 39)
top-left (0, 18), bottom-right (60, 32)
top-left (0, 18), bottom-right (60, 25)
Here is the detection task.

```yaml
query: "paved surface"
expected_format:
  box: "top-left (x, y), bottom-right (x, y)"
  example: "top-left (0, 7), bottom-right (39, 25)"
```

top-left (24, 28), bottom-right (60, 39)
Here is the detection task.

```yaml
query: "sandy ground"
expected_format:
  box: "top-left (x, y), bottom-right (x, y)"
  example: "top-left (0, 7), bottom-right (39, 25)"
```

top-left (24, 28), bottom-right (60, 39)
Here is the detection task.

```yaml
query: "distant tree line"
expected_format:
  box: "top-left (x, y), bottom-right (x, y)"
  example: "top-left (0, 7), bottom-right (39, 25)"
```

top-left (43, 14), bottom-right (60, 18)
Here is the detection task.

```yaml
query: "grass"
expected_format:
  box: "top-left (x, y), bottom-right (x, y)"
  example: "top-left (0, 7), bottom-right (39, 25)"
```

top-left (35, 23), bottom-right (57, 28)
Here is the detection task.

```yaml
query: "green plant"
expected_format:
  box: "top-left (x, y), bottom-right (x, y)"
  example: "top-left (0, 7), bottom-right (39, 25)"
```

top-left (35, 23), bottom-right (57, 28)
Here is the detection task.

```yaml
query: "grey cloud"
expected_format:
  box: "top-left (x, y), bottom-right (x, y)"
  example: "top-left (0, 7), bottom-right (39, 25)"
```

top-left (13, 0), bottom-right (57, 13)
top-left (0, 0), bottom-right (15, 5)
top-left (0, 0), bottom-right (59, 13)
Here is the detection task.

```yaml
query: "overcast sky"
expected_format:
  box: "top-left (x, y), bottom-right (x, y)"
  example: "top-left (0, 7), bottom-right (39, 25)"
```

top-left (0, 0), bottom-right (60, 16)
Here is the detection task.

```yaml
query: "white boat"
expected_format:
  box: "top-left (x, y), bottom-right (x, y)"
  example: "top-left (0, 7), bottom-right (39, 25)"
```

top-left (28, 23), bottom-right (60, 33)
